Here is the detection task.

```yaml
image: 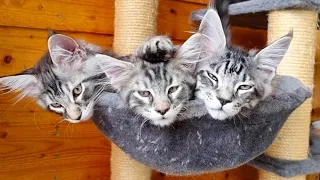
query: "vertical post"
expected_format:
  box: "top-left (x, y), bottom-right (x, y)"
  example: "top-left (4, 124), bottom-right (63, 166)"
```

top-left (111, 0), bottom-right (159, 180)
top-left (259, 10), bottom-right (318, 180)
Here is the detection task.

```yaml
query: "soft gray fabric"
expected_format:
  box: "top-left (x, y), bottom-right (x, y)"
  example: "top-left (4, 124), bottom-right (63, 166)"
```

top-left (191, 0), bottom-right (320, 22)
top-left (249, 123), bottom-right (320, 177)
top-left (92, 75), bottom-right (311, 175)
top-left (249, 154), bottom-right (320, 177)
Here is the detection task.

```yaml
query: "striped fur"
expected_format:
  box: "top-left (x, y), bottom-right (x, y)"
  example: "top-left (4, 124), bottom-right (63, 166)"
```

top-left (0, 34), bottom-right (112, 123)
top-left (179, 7), bottom-right (292, 120)
top-left (98, 36), bottom-right (196, 126)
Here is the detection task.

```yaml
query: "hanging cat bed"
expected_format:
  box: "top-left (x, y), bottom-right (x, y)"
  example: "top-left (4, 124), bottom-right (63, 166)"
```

top-left (92, 75), bottom-right (311, 175)
top-left (92, 0), bottom-right (320, 179)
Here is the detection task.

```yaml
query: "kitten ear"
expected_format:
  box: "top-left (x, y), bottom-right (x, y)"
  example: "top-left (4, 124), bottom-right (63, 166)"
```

top-left (0, 73), bottom-right (40, 97)
top-left (178, 9), bottom-right (226, 64)
top-left (96, 54), bottom-right (134, 90)
top-left (254, 31), bottom-right (293, 81)
top-left (48, 34), bottom-right (86, 67)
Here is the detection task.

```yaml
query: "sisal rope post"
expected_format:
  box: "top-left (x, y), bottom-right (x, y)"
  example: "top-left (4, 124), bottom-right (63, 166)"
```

top-left (111, 0), bottom-right (159, 179)
top-left (259, 10), bottom-right (318, 180)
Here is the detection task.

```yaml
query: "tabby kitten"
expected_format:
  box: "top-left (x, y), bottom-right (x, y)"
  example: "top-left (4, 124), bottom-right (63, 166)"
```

top-left (0, 34), bottom-right (109, 123)
top-left (96, 36), bottom-right (196, 126)
top-left (178, 1), bottom-right (293, 120)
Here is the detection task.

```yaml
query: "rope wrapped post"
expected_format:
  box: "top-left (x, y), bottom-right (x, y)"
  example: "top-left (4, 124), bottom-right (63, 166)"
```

top-left (111, 0), bottom-right (159, 179)
top-left (259, 10), bottom-right (318, 180)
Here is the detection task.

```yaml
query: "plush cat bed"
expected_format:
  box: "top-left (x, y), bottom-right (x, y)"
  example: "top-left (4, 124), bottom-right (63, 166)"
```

top-left (92, 75), bottom-right (311, 175)
top-left (248, 125), bottom-right (320, 177)
top-left (191, 0), bottom-right (320, 20)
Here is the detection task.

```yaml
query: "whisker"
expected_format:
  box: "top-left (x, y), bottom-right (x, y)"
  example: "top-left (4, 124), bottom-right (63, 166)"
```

top-left (137, 118), bottom-right (149, 140)
top-left (33, 110), bottom-right (46, 135)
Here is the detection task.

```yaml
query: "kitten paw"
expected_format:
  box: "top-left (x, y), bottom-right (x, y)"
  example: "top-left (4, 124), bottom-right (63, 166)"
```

top-left (137, 36), bottom-right (176, 63)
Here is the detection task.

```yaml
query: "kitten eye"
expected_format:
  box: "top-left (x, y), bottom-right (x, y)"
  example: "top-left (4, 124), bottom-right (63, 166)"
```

top-left (73, 84), bottom-right (83, 97)
top-left (50, 103), bottom-right (62, 108)
top-left (168, 86), bottom-right (179, 94)
top-left (138, 91), bottom-right (151, 97)
top-left (238, 85), bottom-right (253, 90)
top-left (207, 71), bottom-right (218, 81)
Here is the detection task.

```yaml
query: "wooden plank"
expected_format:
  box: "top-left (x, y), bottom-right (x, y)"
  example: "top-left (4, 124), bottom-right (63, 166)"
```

top-left (231, 26), bottom-right (267, 50)
top-left (307, 173), bottom-right (320, 180)
top-left (158, 1), bottom-right (268, 42)
top-left (312, 62), bottom-right (320, 120)
top-left (0, 26), bottom-right (113, 76)
top-left (158, 0), bottom-right (206, 41)
top-left (316, 31), bottom-right (319, 62)
top-left (0, 0), bottom-right (114, 34)
top-left (0, 94), bottom-right (111, 180)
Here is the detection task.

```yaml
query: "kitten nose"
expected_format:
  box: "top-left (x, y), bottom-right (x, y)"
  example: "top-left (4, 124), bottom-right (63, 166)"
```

top-left (156, 108), bottom-right (170, 115)
top-left (218, 98), bottom-right (232, 106)
top-left (67, 106), bottom-right (82, 120)
top-left (155, 101), bottom-right (170, 115)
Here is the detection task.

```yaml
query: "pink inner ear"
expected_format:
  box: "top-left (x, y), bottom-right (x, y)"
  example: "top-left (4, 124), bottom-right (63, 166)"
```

top-left (48, 34), bottom-right (86, 67)
top-left (48, 34), bottom-right (78, 53)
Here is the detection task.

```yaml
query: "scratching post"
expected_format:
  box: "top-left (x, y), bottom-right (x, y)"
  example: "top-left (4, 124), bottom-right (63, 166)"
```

top-left (259, 10), bottom-right (318, 180)
top-left (112, 0), bottom-right (159, 179)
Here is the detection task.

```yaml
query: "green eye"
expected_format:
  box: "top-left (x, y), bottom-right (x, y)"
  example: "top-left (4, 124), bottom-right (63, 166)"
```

top-left (138, 91), bottom-right (151, 97)
top-left (238, 85), bottom-right (253, 90)
top-left (207, 71), bottom-right (218, 81)
top-left (73, 84), bottom-right (83, 96)
top-left (168, 86), bottom-right (179, 94)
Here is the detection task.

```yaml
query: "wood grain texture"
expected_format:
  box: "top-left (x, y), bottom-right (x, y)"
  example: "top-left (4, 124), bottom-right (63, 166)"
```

top-left (0, 94), bottom-right (111, 180)
top-left (158, 0), bottom-right (206, 40)
top-left (0, 26), bottom-right (113, 76)
top-left (0, 0), bottom-right (114, 34)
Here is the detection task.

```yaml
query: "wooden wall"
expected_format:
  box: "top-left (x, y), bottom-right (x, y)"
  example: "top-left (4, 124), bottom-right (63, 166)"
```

top-left (0, 0), bottom-right (318, 179)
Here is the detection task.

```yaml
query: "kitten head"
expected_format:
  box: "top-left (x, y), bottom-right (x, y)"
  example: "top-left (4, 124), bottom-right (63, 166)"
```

top-left (179, 9), bottom-right (292, 120)
top-left (97, 54), bottom-right (195, 127)
top-left (0, 34), bottom-right (106, 123)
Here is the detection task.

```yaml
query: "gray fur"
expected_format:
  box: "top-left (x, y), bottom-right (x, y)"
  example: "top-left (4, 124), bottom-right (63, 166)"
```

top-left (182, 8), bottom-right (292, 120)
top-left (0, 34), bottom-right (113, 123)
top-left (191, 0), bottom-right (320, 21)
top-left (97, 36), bottom-right (196, 126)
top-left (249, 121), bottom-right (320, 177)
top-left (92, 75), bottom-right (311, 175)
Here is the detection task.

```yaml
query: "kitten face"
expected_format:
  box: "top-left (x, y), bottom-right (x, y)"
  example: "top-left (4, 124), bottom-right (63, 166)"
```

top-left (195, 48), bottom-right (272, 120)
top-left (0, 34), bottom-right (107, 123)
top-left (122, 60), bottom-right (194, 126)
top-left (177, 9), bottom-right (292, 120)
top-left (98, 36), bottom-right (195, 126)
top-left (37, 57), bottom-right (105, 123)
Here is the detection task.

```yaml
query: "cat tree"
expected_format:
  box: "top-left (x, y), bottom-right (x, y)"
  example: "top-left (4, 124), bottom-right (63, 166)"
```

top-left (111, 0), bottom-right (158, 179)
top-left (260, 9), bottom-right (317, 180)
top-left (106, 1), bottom-right (319, 180)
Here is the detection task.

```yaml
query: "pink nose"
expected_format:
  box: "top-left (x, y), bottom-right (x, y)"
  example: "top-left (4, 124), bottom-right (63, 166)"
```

top-left (155, 101), bottom-right (170, 115)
